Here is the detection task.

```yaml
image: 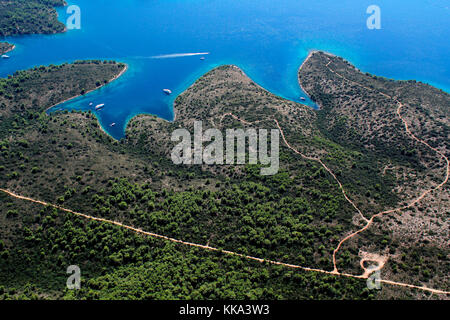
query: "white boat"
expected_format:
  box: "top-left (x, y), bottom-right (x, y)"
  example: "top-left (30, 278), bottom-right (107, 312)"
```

top-left (89, 102), bottom-right (93, 106)
top-left (163, 89), bottom-right (172, 95)
top-left (200, 57), bottom-right (205, 60)
top-left (110, 123), bottom-right (116, 127)
top-left (1, 55), bottom-right (10, 59)
top-left (95, 103), bottom-right (105, 110)
top-left (299, 97), bottom-right (306, 101)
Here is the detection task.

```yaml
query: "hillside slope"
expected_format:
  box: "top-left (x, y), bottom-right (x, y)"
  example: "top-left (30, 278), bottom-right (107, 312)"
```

top-left (0, 53), bottom-right (448, 299)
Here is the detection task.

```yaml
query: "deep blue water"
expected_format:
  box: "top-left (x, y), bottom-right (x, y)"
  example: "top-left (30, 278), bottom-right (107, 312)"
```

top-left (1, 0), bottom-right (449, 139)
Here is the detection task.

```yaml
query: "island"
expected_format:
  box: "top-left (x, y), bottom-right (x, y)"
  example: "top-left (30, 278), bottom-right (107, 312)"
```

top-left (0, 0), bottom-right (66, 37)
top-left (0, 51), bottom-right (448, 299)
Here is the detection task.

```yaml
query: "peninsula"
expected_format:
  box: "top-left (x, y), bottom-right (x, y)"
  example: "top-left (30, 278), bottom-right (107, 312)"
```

top-left (0, 52), bottom-right (448, 300)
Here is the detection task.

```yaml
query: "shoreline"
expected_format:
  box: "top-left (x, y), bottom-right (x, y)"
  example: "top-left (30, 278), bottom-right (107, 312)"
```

top-left (297, 50), bottom-right (338, 111)
top-left (0, 43), bottom-right (16, 55)
top-left (61, 49), bottom-right (446, 141)
top-left (93, 51), bottom-right (331, 140)
top-left (128, 60), bottom-right (318, 136)
top-left (298, 50), bottom-right (324, 111)
top-left (299, 50), bottom-right (318, 72)
top-left (45, 63), bottom-right (128, 113)
top-left (8, 44), bottom-right (16, 54)
top-left (90, 64), bottom-right (130, 138)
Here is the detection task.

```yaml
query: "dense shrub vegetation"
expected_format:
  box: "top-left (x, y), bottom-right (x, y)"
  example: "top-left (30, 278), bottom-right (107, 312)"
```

top-left (0, 54), bottom-right (448, 299)
top-left (0, 0), bottom-right (66, 36)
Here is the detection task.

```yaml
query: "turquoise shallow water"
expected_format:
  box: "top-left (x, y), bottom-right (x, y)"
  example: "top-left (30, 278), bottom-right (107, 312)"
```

top-left (1, 0), bottom-right (449, 139)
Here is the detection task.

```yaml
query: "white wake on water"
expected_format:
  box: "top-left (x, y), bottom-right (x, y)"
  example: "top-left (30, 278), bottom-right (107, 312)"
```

top-left (134, 52), bottom-right (210, 59)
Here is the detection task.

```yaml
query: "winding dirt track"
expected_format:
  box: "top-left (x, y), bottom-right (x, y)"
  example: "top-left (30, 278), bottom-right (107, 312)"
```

top-left (220, 112), bottom-right (369, 223)
top-left (323, 59), bottom-right (450, 274)
top-left (1, 55), bottom-right (449, 297)
top-left (0, 187), bottom-right (448, 295)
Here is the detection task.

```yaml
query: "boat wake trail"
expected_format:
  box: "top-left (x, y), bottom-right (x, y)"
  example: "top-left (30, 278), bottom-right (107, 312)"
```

top-left (134, 52), bottom-right (210, 59)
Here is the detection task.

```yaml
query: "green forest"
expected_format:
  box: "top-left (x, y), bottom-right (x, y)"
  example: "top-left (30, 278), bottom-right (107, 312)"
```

top-left (1, 56), bottom-right (447, 299)
top-left (0, 0), bottom-right (66, 36)
top-left (0, 0), bottom-right (448, 302)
